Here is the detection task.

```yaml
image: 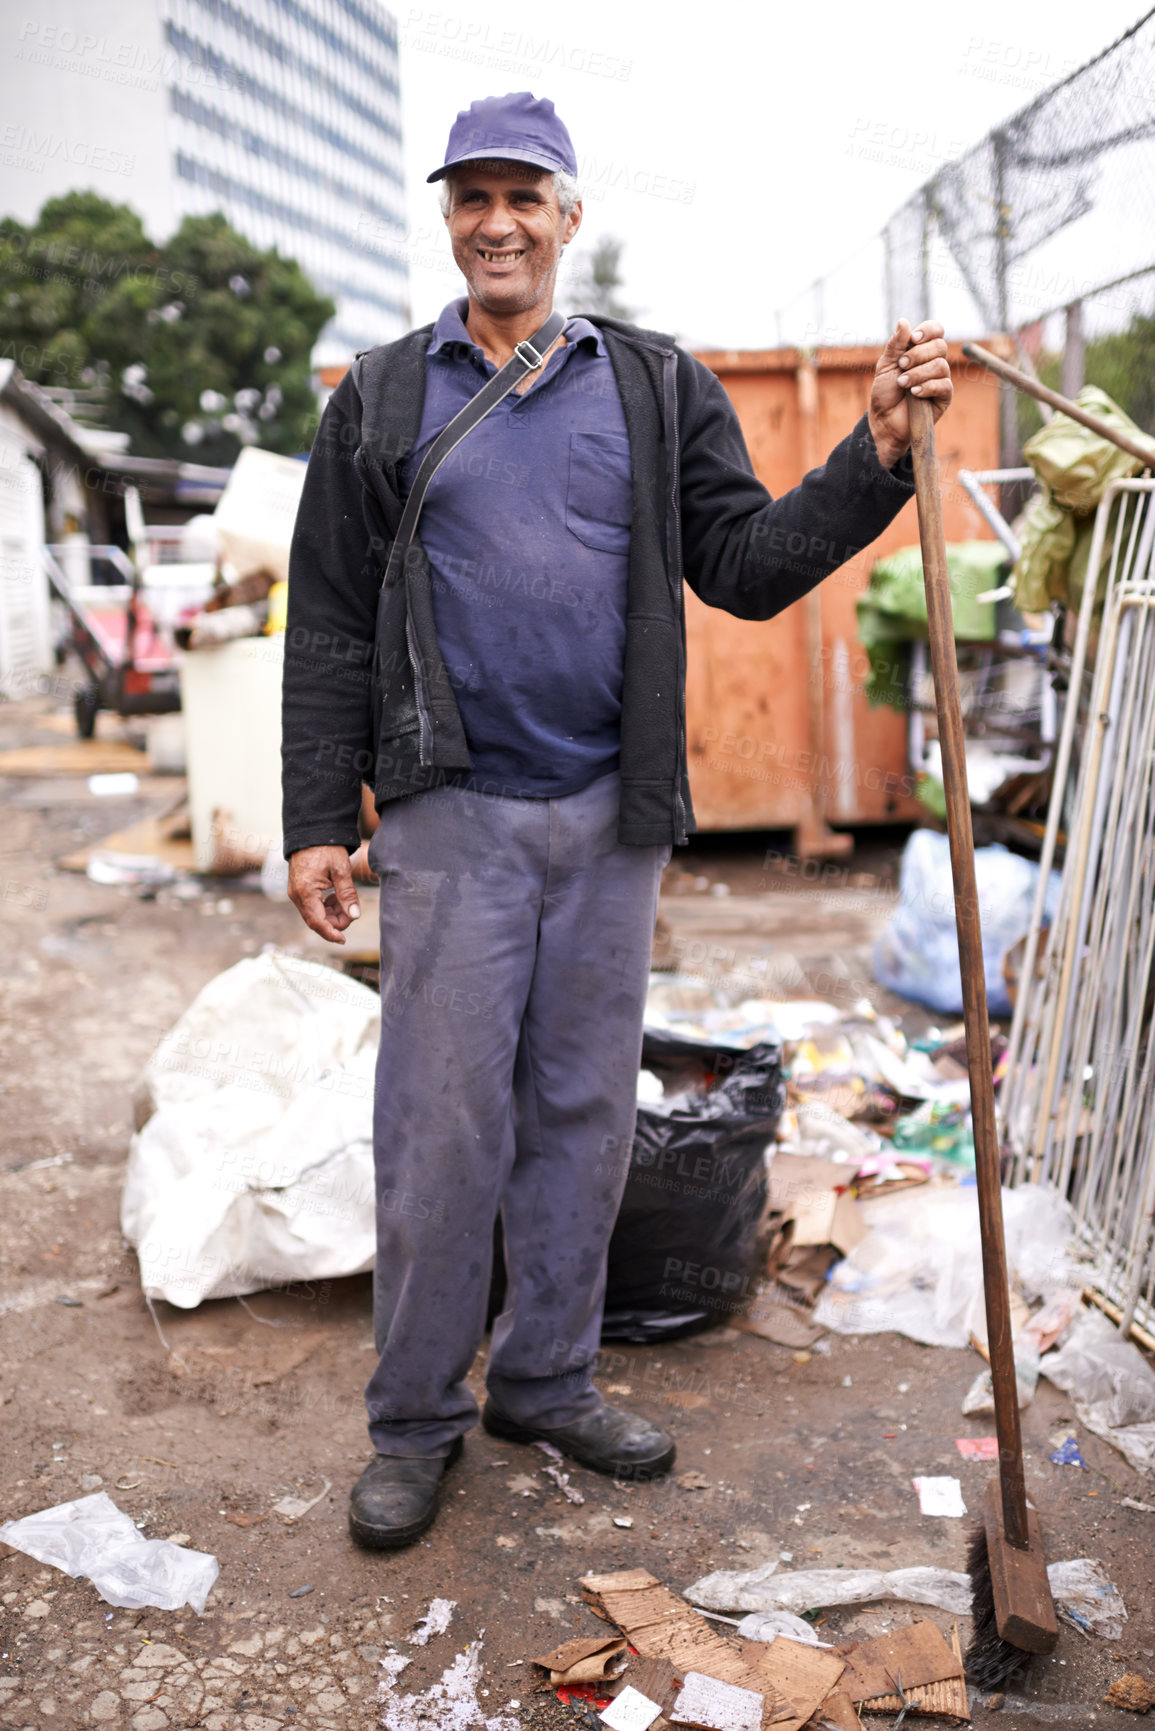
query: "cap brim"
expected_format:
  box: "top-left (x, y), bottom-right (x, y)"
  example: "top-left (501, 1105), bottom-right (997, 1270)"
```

top-left (427, 148), bottom-right (567, 184)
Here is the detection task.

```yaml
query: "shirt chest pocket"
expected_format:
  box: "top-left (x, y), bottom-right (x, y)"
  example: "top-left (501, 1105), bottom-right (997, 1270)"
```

top-left (565, 432), bottom-right (633, 554)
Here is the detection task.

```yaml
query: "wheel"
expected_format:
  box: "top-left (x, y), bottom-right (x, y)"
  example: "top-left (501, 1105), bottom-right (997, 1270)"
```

top-left (74, 686), bottom-right (99, 739)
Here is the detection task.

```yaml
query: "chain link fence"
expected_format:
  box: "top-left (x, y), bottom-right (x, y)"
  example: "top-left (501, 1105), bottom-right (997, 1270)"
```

top-left (780, 10), bottom-right (1155, 456)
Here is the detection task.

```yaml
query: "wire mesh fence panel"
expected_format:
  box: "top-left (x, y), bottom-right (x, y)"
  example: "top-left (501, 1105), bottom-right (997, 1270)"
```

top-left (1001, 480), bottom-right (1155, 1335)
top-left (781, 13), bottom-right (1155, 450)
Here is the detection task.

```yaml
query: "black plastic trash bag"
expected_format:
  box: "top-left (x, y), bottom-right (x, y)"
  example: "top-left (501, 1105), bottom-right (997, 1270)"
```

top-left (600, 1030), bottom-right (783, 1342)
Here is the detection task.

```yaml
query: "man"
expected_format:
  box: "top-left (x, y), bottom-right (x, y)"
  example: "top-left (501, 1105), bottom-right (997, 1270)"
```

top-left (282, 92), bottom-right (953, 1550)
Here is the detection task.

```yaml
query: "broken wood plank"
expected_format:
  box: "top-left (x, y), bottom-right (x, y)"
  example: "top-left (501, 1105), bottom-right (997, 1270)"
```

top-left (835, 1621), bottom-right (963, 1702)
top-left (857, 1622), bottom-right (970, 1722)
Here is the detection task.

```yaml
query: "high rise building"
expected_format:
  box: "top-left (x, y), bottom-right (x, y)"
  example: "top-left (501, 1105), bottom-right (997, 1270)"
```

top-left (0, 0), bottom-right (408, 365)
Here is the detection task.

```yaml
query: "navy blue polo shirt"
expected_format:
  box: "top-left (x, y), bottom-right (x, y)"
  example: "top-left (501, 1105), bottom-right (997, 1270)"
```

top-left (400, 297), bottom-right (632, 798)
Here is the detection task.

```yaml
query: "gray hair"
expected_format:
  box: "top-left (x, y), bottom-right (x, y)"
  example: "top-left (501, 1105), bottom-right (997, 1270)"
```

top-left (438, 169), bottom-right (580, 218)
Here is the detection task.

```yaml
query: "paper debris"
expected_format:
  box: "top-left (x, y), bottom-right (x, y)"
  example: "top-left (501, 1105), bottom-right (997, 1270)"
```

top-left (535, 1440), bottom-right (585, 1505)
top-left (955, 1437), bottom-right (999, 1460)
top-left (669, 1671), bottom-right (762, 1731)
top-left (913, 1476), bottom-right (967, 1518)
top-left (411, 1598), bottom-right (456, 1646)
top-left (272, 1477), bottom-right (332, 1522)
top-left (600, 1685), bottom-right (663, 1731)
top-left (379, 1638), bottom-right (518, 1731)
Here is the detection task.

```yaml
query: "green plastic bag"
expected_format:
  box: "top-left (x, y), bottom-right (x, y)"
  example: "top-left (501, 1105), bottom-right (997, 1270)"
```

top-left (857, 542), bottom-right (1005, 708)
top-left (1022, 386), bottom-right (1155, 514)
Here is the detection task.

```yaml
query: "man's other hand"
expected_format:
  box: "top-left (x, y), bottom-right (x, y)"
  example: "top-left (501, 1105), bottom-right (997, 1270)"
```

top-left (288, 844), bottom-right (362, 944)
top-left (869, 318), bottom-right (953, 469)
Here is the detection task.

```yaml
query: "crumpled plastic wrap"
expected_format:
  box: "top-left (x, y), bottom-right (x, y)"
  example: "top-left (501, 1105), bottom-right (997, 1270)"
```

top-left (1048, 1558), bottom-right (1128, 1640)
top-left (683, 1561), bottom-right (973, 1617)
top-left (1041, 1308), bottom-right (1155, 1474)
top-left (814, 1181), bottom-right (1081, 1350)
top-left (0, 1493), bottom-right (219, 1613)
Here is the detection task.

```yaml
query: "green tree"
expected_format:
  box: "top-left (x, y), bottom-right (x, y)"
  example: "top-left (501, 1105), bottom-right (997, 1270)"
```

top-left (0, 192), bottom-right (334, 462)
top-left (565, 235), bottom-right (635, 319)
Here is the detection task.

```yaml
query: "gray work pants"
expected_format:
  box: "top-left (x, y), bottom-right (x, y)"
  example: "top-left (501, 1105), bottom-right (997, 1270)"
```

top-left (363, 773), bottom-right (668, 1456)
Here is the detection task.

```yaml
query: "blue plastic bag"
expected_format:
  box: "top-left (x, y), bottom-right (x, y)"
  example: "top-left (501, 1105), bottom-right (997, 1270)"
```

top-left (874, 830), bottom-right (1061, 1017)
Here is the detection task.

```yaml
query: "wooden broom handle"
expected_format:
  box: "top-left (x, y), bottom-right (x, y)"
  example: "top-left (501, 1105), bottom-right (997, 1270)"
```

top-left (906, 393), bottom-right (1030, 1549)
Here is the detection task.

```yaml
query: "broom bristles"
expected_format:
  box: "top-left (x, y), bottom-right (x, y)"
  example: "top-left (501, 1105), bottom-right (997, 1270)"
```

top-left (964, 1523), bottom-right (1031, 1690)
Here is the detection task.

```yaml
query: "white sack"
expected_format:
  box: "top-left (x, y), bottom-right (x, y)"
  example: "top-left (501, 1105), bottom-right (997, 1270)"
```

top-left (121, 949), bottom-right (379, 1308)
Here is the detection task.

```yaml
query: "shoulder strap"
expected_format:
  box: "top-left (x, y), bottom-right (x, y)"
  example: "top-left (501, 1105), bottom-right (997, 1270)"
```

top-left (381, 308), bottom-right (566, 589)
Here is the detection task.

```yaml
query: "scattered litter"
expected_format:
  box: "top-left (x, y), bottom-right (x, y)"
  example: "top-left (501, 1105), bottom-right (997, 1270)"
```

top-left (166, 1532), bottom-right (190, 1546)
top-left (912, 1476), bottom-right (967, 1518)
top-left (1041, 1307), bottom-right (1155, 1475)
top-left (535, 1635), bottom-right (628, 1687)
top-left (1049, 1432), bottom-right (1089, 1469)
top-left (706, 1610), bottom-right (824, 1647)
top-left (1121, 1496), bottom-right (1155, 1513)
top-left (955, 1437), bottom-right (999, 1460)
top-left (600, 1685), bottom-right (662, 1731)
top-left (1105, 1672), bottom-right (1155, 1713)
top-left (1048, 1558), bottom-right (1127, 1640)
top-left (0, 1492), bottom-right (218, 1612)
top-left (684, 1562), bottom-right (973, 1617)
top-left (87, 850), bottom-right (179, 888)
top-left (678, 1471), bottom-right (711, 1491)
top-left (54, 1295), bottom-right (83, 1308)
top-left (962, 1346), bottom-right (1038, 1414)
top-left (613, 1516), bottom-right (634, 1529)
top-left (506, 1474), bottom-right (539, 1497)
top-left (815, 1181), bottom-right (1080, 1349)
top-left (88, 772), bottom-right (140, 797)
top-left (669, 1670), bottom-right (762, 1731)
top-left (289, 1582), bottom-right (314, 1598)
top-left (272, 1477), bottom-right (332, 1522)
top-left (225, 1511), bottom-right (264, 1528)
top-left (411, 1597), bottom-right (456, 1645)
top-left (534, 1441), bottom-right (585, 1504)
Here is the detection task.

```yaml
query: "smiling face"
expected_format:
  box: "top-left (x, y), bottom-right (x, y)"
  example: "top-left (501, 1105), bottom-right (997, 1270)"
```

top-left (443, 161), bottom-right (582, 319)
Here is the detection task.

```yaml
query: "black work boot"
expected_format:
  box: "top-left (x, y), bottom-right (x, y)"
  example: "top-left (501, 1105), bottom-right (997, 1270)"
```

top-left (482, 1400), bottom-right (675, 1479)
top-left (348, 1435), bottom-right (463, 1550)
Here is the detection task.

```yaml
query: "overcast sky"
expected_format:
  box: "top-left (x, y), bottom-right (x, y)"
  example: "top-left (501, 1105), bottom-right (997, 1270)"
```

top-left (397, 0), bottom-right (1149, 348)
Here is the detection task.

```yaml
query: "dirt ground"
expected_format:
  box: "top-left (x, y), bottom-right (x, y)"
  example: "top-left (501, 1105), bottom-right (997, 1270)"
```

top-left (0, 693), bottom-right (1151, 1731)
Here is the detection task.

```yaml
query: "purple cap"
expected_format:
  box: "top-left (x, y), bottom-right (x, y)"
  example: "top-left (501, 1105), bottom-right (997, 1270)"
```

top-left (427, 91), bottom-right (577, 184)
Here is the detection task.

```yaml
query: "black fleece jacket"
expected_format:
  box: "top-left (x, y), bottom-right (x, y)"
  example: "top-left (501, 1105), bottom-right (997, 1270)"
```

top-left (281, 315), bottom-right (916, 856)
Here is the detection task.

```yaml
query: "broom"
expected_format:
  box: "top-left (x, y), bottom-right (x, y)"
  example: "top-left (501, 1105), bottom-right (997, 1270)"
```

top-left (906, 392), bottom-right (1059, 1687)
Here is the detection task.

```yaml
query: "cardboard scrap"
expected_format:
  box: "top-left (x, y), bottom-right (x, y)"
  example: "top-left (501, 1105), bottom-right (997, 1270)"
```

top-left (855, 1622), bottom-right (969, 1722)
top-left (740, 1639), bottom-right (848, 1731)
top-left (809, 1693), bottom-right (861, 1730)
top-left (579, 1571), bottom-right (814, 1725)
top-left (736, 1284), bottom-right (823, 1350)
top-left (834, 1621), bottom-right (963, 1703)
top-left (601, 1685), bottom-right (663, 1731)
top-left (670, 1671), bottom-right (762, 1731)
top-left (536, 1635), bottom-right (628, 1686)
top-left (606, 1656), bottom-right (684, 1717)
